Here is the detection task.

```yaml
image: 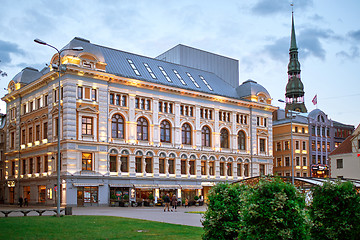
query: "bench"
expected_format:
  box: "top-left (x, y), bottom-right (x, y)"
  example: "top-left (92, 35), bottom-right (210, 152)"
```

top-left (0, 208), bottom-right (65, 217)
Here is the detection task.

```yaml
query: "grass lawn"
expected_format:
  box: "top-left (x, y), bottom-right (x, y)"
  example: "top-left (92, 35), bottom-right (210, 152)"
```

top-left (185, 211), bottom-right (205, 214)
top-left (0, 215), bottom-right (203, 240)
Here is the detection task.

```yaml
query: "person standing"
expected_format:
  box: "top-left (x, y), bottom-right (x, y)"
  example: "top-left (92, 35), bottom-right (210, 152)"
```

top-left (19, 197), bottom-right (23, 207)
top-left (171, 194), bottom-right (177, 212)
top-left (163, 193), bottom-right (170, 212)
top-left (185, 198), bottom-right (189, 208)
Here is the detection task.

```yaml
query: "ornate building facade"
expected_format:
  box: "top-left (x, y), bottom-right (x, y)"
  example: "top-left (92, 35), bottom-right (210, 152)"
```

top-left (2, 38), bottom-right (276, 206)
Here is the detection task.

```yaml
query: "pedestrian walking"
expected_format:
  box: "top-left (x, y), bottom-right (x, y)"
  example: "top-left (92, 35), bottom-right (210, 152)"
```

top-left (18, 197), bottom-right (23, 207)
top-left (171, 194), bottom-right (177, 212)
top-left (24, 197), bottom-right (28, 207)
top-left (163, 193), bottom-right (170, 212)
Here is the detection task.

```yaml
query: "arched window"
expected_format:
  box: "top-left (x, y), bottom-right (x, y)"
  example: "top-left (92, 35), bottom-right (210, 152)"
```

top-left (202, 126), bottom-right (211, 147)
top-left (111, 114), bottom-right (124, 139)
top-left (182, 123), bottom-right (192, 145)
top-left (160, 120), bottom-right (171, 143)
top-left (238, 130), bottom-right (246, 150)
top-left (220, 128), bottom-right (229, 148)
top-left (137, 117), bottom-right (148, 141)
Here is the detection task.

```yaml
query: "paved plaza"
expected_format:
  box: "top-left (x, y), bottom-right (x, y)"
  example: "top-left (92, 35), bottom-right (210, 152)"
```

top-left (0, 205), bottom-right (206, 227)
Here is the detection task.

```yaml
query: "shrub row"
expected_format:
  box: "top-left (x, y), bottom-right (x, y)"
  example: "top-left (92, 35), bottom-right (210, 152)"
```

top-left (202, 178), bottom-right (360, 240)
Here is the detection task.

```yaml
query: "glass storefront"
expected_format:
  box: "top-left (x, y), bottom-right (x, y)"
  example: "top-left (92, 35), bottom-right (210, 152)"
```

top-left (38, 186), bottom-right (46, 203)
top-left (77, 186), bottom-right (98, 206)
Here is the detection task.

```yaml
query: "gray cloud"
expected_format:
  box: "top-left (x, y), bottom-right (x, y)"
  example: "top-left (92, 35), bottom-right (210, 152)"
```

top-left (0, 40), bottom-right (25, 64)
top-left (251, 0), bottom-right (313, 15)
top-left (348, 30), bottom-right (360, 41)
top-left (336, 46), bottom-right (359, 60)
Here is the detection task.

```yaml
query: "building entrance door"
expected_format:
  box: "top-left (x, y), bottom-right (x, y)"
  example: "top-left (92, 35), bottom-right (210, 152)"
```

top-left (77, 189), bottom-right (84, 207)
top-left (9, 187), bottom-right (14, 204)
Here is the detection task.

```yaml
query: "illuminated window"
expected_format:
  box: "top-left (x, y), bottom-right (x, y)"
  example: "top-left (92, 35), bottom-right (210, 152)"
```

top-left (143, 63), bottom-right (157, 79)
top-left (201, 160), bottom-right (206, 175)
top-left (82, 117), bottom-right (93, 135)
top-left (173, 69), bottom-right (186, 85)
top-left (158, 66), bottom-right (172, 82)
top-left (199, 75), bottom-right (213, 91)
top-left (111, 114), bottom-right (124, 139)
top-left (82, 153), bottom-right (92, 171)
top-left (127, 59), bottom-right (141, 76)
top-left (182, 123), bottom-right (192, 145)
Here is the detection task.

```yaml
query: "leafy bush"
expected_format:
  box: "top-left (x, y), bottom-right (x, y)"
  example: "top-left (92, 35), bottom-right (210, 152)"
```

top-left (309, 180), bottom-right (360, 240)
top-left (238, 178), bottom-right (309, 240)
top-left (202, 182), bottom-right (247, 240)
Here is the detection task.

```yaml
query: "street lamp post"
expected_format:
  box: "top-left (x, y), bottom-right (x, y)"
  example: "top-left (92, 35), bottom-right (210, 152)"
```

top-left (278, 99), bottom-right (295, 185)
top-left (34, 39), bottom-right (83, 217)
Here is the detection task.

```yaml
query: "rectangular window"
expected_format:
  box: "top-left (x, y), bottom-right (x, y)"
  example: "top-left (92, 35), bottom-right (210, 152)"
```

top-left (135, 157), bottom-right (142, 173)
top-left (303, 157), bottom-right (307, 166)
top-left (44, 95), bottom-right (48, 106)
top-left (110, 93), bottom-right (114, 104)
top-left (159, 158), bottom-right (165, 174)
top-left (29, 127), bottom-right (33, 143)
top-left (36, 125), bottom-right (40, 141)
top-left (302, 141), bottom-right (306, 150)
top-left (10, 132), bottom-right (15, 149)
top-left (44, 155), bottom-right (48, 172)
top-left (37, 98), bottom-right (41, 109)
top-left (36, 157), bottom-right (41, 173)
top-left (227, 162), bottom-right (233, 176)
top-left (209, 161), bottom-right (214, 176)
top-left (285, 141), bottom-right (289, 150)
top-left (181, 160), bottom-right (186, 174)
top-left (260, 139), bottom-right (266, 152)
top-left (296, 157), bottom-right (300, 166)
top-left (43, 122), bottom-right (48, 139)
top-left (237, 163), bottom-right (242, 176)
top-left (285, 157), bottom-right (290, 167)
top-left (22, 159), bottom-right (26, 175)
top-left (312, 141), bottom-right (316, 151)
top-left (277, 142), bottom-right (281, 151)
top-left (54, 118), bottom-right (59, 137)
top-left (11, 161), bottom-right (15, 176)
top-left (277, 158), bottom-right (282, 167)
top-left (116, 95), bottom-right (120, 105)
top-left (82, 117), bottom-right (93, 135)
top-left (121, 95), bottom-right (126, 106)
top-left (336, 159), bottom-right (343, 169)
top-left (82, 153), bottom-right (92, 171)
top-left (295, 141), bottom-right (299, 150)
top-left (21, 129), bottom-right (26, 145)
top-left (358, 139), bottom-right (360, 149)
top-left (78, 86), bottom-right (83, 99)
top-left (201, 161), bottom-right (206, 175)
top-left (145, 158), bottom-right (153, 173)
top-left (220, 162), bottom-right (225, 176)
top-left (244, 164), bottom-right (249, 177)
top-left (168, 159), bottom-right (175, 174)
top-left (302, 127), bottom-right (305, 133)
top-left (110, 156), bottom-right (117, 172)
top-left (29, 158), bottom-right (34, 174)
top-left (120, 156), bottom-right (128, 172)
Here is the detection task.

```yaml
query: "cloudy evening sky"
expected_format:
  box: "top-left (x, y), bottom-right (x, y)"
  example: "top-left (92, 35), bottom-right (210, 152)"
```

top-left (0, 0), bottom-right (359, 126)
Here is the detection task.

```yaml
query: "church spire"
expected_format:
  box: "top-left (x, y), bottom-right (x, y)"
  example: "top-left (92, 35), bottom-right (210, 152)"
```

top-left (285, 11), bottom-right (307, 113)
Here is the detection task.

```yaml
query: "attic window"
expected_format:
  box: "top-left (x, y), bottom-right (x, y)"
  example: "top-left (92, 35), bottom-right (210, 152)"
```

top-left (83, 61), bottom-right (92, 69)
top-left (173, 70), bottom-right (186, 85)
top-left (127, 59), bottom-right (141, 76)
top-left (199, 75), bottom-right (213, 91)
top-left (159, 66), bottom-right (172, 82)
top-left (186, 72), bottom-right (200, 88)
top-left (143, 63), bottom-right (157, 79)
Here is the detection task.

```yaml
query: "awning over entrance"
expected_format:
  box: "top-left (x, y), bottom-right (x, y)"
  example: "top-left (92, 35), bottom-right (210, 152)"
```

top-left (180, 185), bottom-right (203, 190)
top-left (134, 184), bottom-right (158, 189)
top-left (73, 183), bottom-right (103, 187)
top-left (109, 184), bottom-right (133, 188)
top-left (158, 185), bottom-right (181, 190)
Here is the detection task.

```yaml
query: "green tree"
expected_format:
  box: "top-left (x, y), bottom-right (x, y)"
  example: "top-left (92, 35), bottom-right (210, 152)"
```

top-left (309, 180), bottom-right (360, 240)
top-left (202, 182), bottom-right (248, 240)
top-left (238, 178), bottom-right (309, 240)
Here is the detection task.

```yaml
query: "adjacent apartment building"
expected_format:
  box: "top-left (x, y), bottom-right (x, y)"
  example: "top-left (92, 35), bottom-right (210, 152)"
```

top-left (2, 37), bottom-right (276, 206)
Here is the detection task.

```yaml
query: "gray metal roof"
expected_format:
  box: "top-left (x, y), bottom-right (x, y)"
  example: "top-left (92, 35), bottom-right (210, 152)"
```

top-left (273, 109), bottom-right (309, 125)
top-left (11, 67), bottom-right (43, 84)
top-left (64, 37), bottom-right (268, 101)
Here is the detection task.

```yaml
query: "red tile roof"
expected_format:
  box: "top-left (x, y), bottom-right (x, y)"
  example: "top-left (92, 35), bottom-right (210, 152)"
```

top-left (329, 135), bottom-right (353, 156)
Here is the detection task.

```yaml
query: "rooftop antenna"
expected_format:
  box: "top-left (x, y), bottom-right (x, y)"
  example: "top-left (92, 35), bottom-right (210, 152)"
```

top-left (291, 2), bottom-right (294, 13)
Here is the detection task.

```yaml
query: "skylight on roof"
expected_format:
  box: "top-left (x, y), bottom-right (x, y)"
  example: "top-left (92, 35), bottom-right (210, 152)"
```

top-left (143, 63), bottom-right (157, 79)
top-left (199, 75), bottom-right (213, 91)
top-left (127, 59), bottom-right (141, 76)
top-left (173, 70), bottom-right (186, 85)
top-left (186, 72), bottom-right (200, 88)
top-left (159, 66), bottom-right (172, 82)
